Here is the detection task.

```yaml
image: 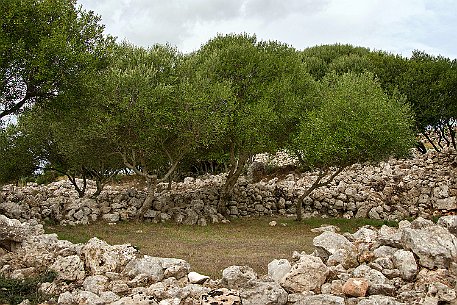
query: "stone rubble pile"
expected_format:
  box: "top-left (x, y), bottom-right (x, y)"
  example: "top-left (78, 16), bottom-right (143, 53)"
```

top-left (1, 214), bottom-right (456, 304)
top-left (0, 150), bottom-right (456, 226)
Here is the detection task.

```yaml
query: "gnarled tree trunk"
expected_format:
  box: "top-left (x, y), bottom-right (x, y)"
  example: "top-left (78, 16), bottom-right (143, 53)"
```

top-left (296, 167), bottom-right (344, 221)
top-left (120, 151), bottom-right (181, 221)
top-left (137, 177), bottom-right (158, 221)
top-left (217, 148), bottom-right (249, 217)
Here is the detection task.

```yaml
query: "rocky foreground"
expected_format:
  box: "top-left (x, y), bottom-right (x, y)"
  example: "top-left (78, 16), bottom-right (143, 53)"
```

top-left (1, 214), bottom-right (456, 304)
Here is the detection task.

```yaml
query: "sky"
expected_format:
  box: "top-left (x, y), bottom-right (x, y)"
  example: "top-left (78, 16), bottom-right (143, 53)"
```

top-left (79, 0), bottom-right (455, 59)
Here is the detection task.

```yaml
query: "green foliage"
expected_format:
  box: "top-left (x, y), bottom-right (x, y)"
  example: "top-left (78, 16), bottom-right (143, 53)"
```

top-left (400, 51), bottom-right (457, 132)
top-left (366, 51), bottom-right (408, 96)
top-left (0, 0), bottom-right (114, 118)
top-left (195, 33), bottom-right (316, 160)
top-left (302, 44), bottom-right (371, 64)
top-left (94, 42), bottom-right (230, 185)
top-left (34, 169), bottom-right (59, 185)
top-left (301, 44), bottom-right (371, 80)
top-left (328, 54), bottom-right (374, 75)
top-left (0, 271), bottom-right (56, 305)
top-left (292, 72), bottom-right (415, 169)
top-left (0, 125), bottom-right (37, 184)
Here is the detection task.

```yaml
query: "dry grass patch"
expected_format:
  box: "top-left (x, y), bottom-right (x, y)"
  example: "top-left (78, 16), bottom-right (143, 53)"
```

top-left (45, 217), bottom-right (396, 278)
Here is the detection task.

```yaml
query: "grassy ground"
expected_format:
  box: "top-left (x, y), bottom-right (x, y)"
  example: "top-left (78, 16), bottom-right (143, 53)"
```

top-left (45, 216), bottom-right (396, 279)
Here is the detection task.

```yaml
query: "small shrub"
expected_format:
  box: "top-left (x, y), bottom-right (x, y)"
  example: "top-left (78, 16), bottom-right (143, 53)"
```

top-left (35, 170), bottom-right (59, 185)
top-left (0, 271), bottom-right (57, 305)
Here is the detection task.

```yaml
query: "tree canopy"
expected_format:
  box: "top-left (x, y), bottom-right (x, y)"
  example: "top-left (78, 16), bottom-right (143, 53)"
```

top-left (290, 72), bottom-right (415, 220)
top-left (0, 0), bottom-right (113, 119)
top-left (193, 34), bottom-right (317, 214)
top-left (89, 43), bottom-right (231, 217)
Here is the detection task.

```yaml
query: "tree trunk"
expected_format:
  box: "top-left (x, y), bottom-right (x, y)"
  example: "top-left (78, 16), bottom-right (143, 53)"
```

top-left (137, 177), bottom-right (157, 221)
top-left (217, 151), bottom-right (249, 217)
top-left (68, 173), bottom-right (87, 198)
top-left (448, 123), bottom-right (456, 150)
top-left (295, 167), bottom-right (344, 221)
top-left (167, 176), bottom-right (172, 191)
top-left (423, 132), bottom-right (440, 152)
top-left (92, 179), bottom-right (103, 198)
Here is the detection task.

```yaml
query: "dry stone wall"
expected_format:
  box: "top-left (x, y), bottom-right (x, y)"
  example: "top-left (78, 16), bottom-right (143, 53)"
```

top-left (0, 150), bottom-right (456, 225)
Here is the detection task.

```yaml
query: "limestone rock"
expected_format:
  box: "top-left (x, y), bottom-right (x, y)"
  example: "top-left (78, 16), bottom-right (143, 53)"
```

top-left (110, 280), bottom-right (130, 294)
top-left (0, 215), bottom-right (43, 250)
top-left (221, 265), bottom-right (257, 289)
top-left (201, 288), bottom-right (242, 304)
top-left (81, 237), bottom-right (137, 275)
top-left (352, 227), bottom-right (378, 243)
top-left (434, 197), bottom-right (457, 210)
top-left (124, 256), bottom-right (164, 281)
top-left (239, 279), bottom-right (288, 305)
top-left (313, 231), bottom-right (353, 260)
top-left (268, 259), bottom-right (291, 283)
top-left (400, 225), bottom-right (457, 269)
top-left (100, 291), bottom-right (120, 303)
top-left (188, 271), bottom-right (210, 284)
top-left (410, 217), bottom-right (435, 229)
top-left (353, 265), bottom-right (388, 285)
top-left (427, 281), bottom-right (457, 303)
top-left (161, 257), bottom-right (190, 279)
top-left (82, 275), bottom-right (109, 294)
top-left (102, 213), bottom-right (120, 222)
top-left (378, 225), bottom-right (402, 248)
top-left (437, 215), bottom-right (457, 235)
top-left (76, 290), bottom-right (105, 305)
top-left (342, 277), bottom-right (369, 297)
top-left (373, 246), bottom-right (397, 259)
top-left (280, 254), bottom-right (329, 293)
top-left (50, 255), bottom-right (85, 281)
top-left (357, 295), bottom-right (406, 305)
top-left (110, 293), bottom-right (159, 305)
top-left (295, 294), bottom-right (345, 305)
top-left (58, 291), bottom-right (77, 305)
top-left (392, 250), bottom-right (418, 281)
top-left (327, 248), bottom-right (359, 269)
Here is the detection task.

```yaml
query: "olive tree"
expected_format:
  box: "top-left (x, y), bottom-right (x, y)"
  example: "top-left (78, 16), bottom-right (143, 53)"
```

top-left (301, 44), bottom-right (371, 80)
top-left (194, 34), bottom-right (316, 215)
top-left (0, 0), bottom-right (113, 119)
top-left (17, 99), bottom-right (124, 197)
top-left (97, 43), bottom-right (230, 219)
top-left (400, 51), bottom-right (457, 151)
top-left (291, 72), bottom-right (415, 221)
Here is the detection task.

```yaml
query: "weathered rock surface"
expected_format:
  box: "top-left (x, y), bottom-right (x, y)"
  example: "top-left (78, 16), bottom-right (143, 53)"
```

top-left (295, 294), bottom-right (345, 305)
top-left (50, 255), bottom-right (85, 281)
top-left (313, 231), bottom-right (354, 260)
top-left (280, 254), bottom-right (329, 293)
top-left (268, 258), bottom-right (291, 283)
top-left (341, 277), bottom-right (369, 297)
top-left (400, 225), bottom-right (457, 269)
top-left (392, 250), bottom-right (418, 281)
top-left (0, 215), bottom-right (43, 250)
top-left (82, 237), bottom-right (138, 275)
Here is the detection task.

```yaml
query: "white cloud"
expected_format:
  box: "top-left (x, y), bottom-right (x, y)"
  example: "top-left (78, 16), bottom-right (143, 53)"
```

top-left (78, 0), bottom-right (457, 58)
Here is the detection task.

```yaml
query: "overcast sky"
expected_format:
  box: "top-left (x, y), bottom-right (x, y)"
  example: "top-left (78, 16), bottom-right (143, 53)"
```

top-left (78, 0), bottom-right (457, 59)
